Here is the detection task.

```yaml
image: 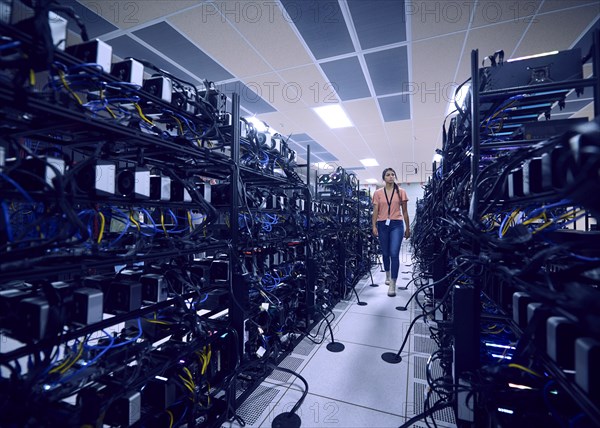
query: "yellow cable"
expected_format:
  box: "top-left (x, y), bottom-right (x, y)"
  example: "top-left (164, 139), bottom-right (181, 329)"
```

top-left (171, 115), bottom-right (184, 135)
top-left (558, 209), bottom-right (579, 220)
top-left (98, 88), bottom-right (116, 118)
top-left (134, 103), bottom-right (154, 125)
top-left (59, 341), bottom-right (84, 374)
top-left (97, 211), bottom-right (105, 243)
top-left (178, 375), bottom-right (194, 392)
top-left (205, 345), bottom-right (211, 374)
top-left (502, 209), bottom-right (520, 235)
top-left (187, 211), bottom-right (193, 231)
top-left (57, 70), bottom-right (83, 105)
top-left (105, 105), bottom-right (117, 119)
top-left (29, 69), bottom-right (35, 86)
top-left (160, 211), bottom-right (168, 237)
top-left (166, 410), bottom-right (174, 428)
top-left (508, 363), bottom-right (542, 378)
top-left (183, 367), bottom-right (195, 386)
top-left (522, 213), bottom-right (545, 226)
top-left (129, 211), bottom-right (141, 231)
top-left (49, 345), bottom-right (75, 374)
top-left (533, 219), bottom-right (554, 234)
top-left (146, 319), bottom-right (171, 325)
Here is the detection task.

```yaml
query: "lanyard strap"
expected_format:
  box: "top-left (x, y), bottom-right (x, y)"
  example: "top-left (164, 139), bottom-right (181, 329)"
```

top-left (384, 187), bottom-right (395, 218)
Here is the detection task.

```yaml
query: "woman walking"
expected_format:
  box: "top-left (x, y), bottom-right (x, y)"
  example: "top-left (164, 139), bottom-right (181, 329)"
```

top-left (372, 168), bottom-right (410, 297)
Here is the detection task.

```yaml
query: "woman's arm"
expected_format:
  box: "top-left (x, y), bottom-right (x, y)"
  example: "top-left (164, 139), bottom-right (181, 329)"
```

top-left (402, 200), bottom-right (410, 238)
top-left (372, 202), bottom-right (379, 237)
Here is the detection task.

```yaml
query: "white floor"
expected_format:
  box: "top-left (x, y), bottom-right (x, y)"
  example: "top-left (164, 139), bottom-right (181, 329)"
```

top-left (223, 247), bottom-right (457, 428)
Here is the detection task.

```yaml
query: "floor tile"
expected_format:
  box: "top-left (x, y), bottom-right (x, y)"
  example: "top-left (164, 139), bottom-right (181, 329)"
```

top-left (294, 341), bottom-right (409, 415)
top-left (260, 389), bottom-right (407, 428)
top-left (335, 311), bottom-right (414, 350)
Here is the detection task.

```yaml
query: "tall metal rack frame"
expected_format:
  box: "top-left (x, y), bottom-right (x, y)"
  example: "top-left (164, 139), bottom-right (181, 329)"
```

top-left (462, 30), bottom-right (600, 427)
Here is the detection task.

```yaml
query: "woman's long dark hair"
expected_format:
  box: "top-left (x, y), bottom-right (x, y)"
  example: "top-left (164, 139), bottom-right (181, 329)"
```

top-left (381, 167), bottom-right (400, 195)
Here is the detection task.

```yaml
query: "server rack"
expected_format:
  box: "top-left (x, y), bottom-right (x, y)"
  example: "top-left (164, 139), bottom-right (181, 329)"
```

top-left (411, 31), bottom-right (600, 428)
top-left (0, 16), bottom-right (319, 427)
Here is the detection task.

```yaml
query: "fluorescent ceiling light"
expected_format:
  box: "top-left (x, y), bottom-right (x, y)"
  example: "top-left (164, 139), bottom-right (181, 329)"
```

top-left (313, 105), bottom-right (353, 129)
top-left (365, 178), bottom-right (378, 184)
top-left (247, 116), bottom-right (269, 133)
top-left (360, 158), bottom-right (379, 167)
top-left (507, 51), bottom-right (558, 62)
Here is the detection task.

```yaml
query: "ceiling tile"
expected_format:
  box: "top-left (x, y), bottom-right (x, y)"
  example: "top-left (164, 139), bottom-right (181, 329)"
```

top-left (456, 20), bottom-right (531, 82)
top-left (385, 120), bottom-right (413, 139)
top-left (365, 46), bottom-right (409, 96)
top-left (107, 35), bottom-right (201, 84)
top-left (411, 33), bottom-right (465, 121)
top-left (378, 95), bottom-right (411, 122)
top-left (331, 127), bottom-right (362, 141)
top-left (232, 3), bottom-right (313, 70)
top-left (277, 65), bottom-right (341, 109)
top-left (557, 99), bottom-right (595, 114)
top-left (347, 0), bottom-right (407, 49)
top-left (236, 73), bottom-right (293, 112)
top-left (61, 0), bottom-right (117, 38)
top-left (360, 130), bottom-right (388, 155)
top-left (251, 112), bottom-right (299, 136)
top-left (78, 0), bottom-right (199, 29)
top-left (305, 140), bottom-right (329, 153)
top-left (343, 99), bottom-right (383, 128)
top-left (539, 1), bottom-right (600, 14)
top-left (513, 6), bottom-right (599, 58)
top-left (315, 152), bottom-right (339, 162)
top-left (573, 16), bottom-right (600, 63)
top-left (168, 8), bottom-right (271, 78)
top-left (410, 1), bottom-right (471, 42)
top-left (320, 57), bottom-right (371, 101)
top-left (290, 133), bottom-right (312, 142)
top-left (570, 102), bottom-right (594, 119)
top-left (471, 1), bottom-right (537, 29)
top-left (413, 118), bottom-right (444, 151)
top-left (280, 0), bottom-right (354, 59)
top-left (276, 107), bottom-right (332, 140)
top-left (217, 81), bottom-right (276, 114)
top-left (133, 22), bottom-right (233, 82)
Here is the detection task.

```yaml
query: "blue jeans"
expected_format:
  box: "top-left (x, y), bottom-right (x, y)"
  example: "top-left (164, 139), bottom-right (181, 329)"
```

top-left (377, 220), bottom-right (404, 279)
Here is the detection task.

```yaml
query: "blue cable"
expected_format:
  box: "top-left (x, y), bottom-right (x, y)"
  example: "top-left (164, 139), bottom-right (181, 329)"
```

top-left (0, 41), bottom-right (21, 51)
top-left (111, 318), bottom-right (143, 348)
top-left (1, 201), bottom-right (13, 242)
top-left (526, 199), bottom-right (571, 220)
top-left (67, 62), bottom-right (105, 73)
top-left (0, 173), bottom-right (35, 204)
top-left (569, 253), bottom-right (600, 262)
top-left (58, 330), bottom-right (115, 386)
top-left (498, 212), bottom-right (511, 238)
top-left (175, 406), bottom-right (188, 427)
top-left (139, 208), bottom-right (159, 233)
top-left (108, 208), bottom-right (131, 247)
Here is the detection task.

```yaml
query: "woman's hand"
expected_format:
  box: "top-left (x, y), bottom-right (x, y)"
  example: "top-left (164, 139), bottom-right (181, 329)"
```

top-left (372, 226), bottom-right (378, 237)
top-left (404, 229), bottom-right (411, 239)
